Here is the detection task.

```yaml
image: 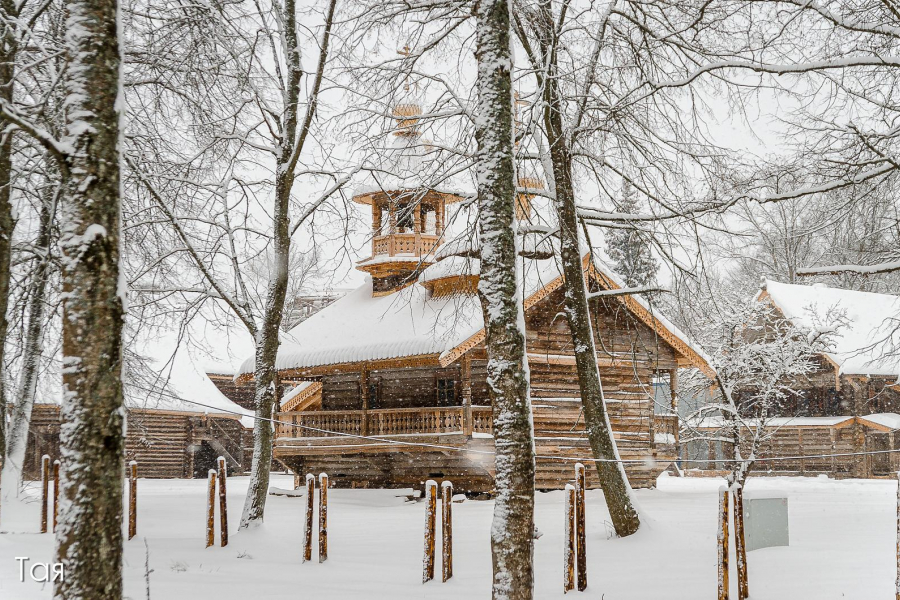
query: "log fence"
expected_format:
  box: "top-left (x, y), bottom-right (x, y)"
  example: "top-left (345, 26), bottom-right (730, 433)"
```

top-left (441, 481), bottom-right (453, 582)
top-left (734, 485), bottom-right (748, 600)
top-left (128, 461), bottom-right (137, 540)
top-left (319, 473), bottom-right (328, 563)
top-left (564, 484), bottom-right (576, 593)
top-left (575, 463), bottom-right (587, 591)
top-left (304, 474), bottom-right (315, 562)
top-left (206, 470), bottom-right (217, 548)
top-left (718, 487), bottom-right (730, 600)
top-left (423, 480), bottom-right (437, 583)
top-left (217, 457), bottom-right (228, 547)
top-left (52, 460), bottom-right (60, 533)
top-left (40, 455), bottom-right (49, 533)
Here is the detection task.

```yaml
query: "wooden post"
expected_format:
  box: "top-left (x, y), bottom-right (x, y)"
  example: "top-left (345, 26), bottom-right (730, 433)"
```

top-left (206, 469), bottom-right (217, 548)
top-left (318, 473), bottom-right (328, 562)
top-left (128, 461), bottom-right (137, 540)
top-left (564, 484), bottom-right (576, 593)
top-left (734, 485), bottom-right (748, 600)
top-left (423, 480), bottom-right (437, 583)
top-left (304, 473), bottom-right (315, 562)
top-left (575, 462), bottom-right (587, 591)
top-left (461, 354), bottom-right (473, 436)
top-left (40, 455), bottom-right (49, 533)
top-left (896, 472), bottom-right (900, 600)
top-left (441, 481), bottom-right (453, 582)
top-left (52, 460), bottom-right (60, 533)
top-left (217, 456), bottom-right (228, 547)
top-left (360, 365), bottom-right (369, 436)
top-left (718, 487), bottom-right (730, 600)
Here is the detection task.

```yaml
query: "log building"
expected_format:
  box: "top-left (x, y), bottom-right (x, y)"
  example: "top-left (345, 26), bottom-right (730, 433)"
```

top-left (684, 280), bottom-right (900, 479)
top-left (233, 99), bottom-right (712, 492)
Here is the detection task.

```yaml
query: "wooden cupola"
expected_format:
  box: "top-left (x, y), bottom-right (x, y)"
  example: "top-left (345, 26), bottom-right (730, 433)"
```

top-left (353, 98), bottom-right (465, 296)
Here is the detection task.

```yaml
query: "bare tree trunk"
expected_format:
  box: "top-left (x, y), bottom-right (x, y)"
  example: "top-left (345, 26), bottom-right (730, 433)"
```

top-left (54, 0), bottom-right (124, 594)
top-left (473, 0), bottom-right (535, 597)
top-left (0, 0), bottom-right (19, 465)
top-left (536, 1), bottom-right (640, 537)
top-left (0, 186), bottom-right (55, 518)
top-left (239, 0), bottom-right (308, 528)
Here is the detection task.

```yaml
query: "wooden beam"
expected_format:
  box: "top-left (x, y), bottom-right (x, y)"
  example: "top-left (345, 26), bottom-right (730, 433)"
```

top-left (360, 364), bottom-right (369, 436)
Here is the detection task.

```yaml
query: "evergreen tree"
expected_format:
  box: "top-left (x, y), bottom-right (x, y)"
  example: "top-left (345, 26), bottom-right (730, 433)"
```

top-left (605, 182), bottom-right (659, 288)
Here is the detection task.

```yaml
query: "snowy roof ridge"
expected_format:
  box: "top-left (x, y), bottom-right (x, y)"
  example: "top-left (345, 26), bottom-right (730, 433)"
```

top-left (235, 252), bottom-right (712, 379)
top-left (761, 279), bottom-right (900, 377)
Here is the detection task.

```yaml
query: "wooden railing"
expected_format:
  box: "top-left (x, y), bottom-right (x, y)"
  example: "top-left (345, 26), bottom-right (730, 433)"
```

top-left (276, 406), bottom-right (493, 439)
top-left (372, 233), bottom-right (441, 257)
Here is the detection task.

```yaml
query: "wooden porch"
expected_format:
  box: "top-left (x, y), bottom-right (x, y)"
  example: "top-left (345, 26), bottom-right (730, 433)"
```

top-left (274, 405), bottom-right (679, 490)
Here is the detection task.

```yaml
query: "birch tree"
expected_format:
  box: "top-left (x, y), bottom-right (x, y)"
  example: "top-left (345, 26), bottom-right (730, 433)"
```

top-left (473, 0), bottom-right (535, 596)
top-left (55, 0), bottom-right (125, 593)
top-left (123, 0), bottom-right (344, 528)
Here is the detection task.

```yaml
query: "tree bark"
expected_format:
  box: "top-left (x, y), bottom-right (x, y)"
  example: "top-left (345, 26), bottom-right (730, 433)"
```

top-left (0, 186), bottom-right (54, 516)
top-left (473, 0), bottom-right (536, 597)
top-left (54, 0), bottom-right (124, 595)
top-left (0, 0), bottom-right (19, 465)
top-left (535, 0), bottom-right (640, 537)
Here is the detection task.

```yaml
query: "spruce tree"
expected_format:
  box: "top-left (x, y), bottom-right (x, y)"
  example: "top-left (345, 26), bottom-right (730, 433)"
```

top-left (605, 182), bottom-right (659, 288)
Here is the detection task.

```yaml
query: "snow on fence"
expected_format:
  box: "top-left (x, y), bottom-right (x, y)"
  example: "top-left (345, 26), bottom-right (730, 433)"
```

top-left (40, 455), bottom-right (50, 533)
top-left (128, 461), bottom-right (137, 540)
top-left (217, 457), bottom-right (228, 547)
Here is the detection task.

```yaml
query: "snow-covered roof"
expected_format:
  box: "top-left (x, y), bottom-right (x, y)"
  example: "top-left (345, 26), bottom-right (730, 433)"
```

top-left (691, 412), bottom-right (900, 431)
top-left (762, 279), bottom-right (900, 377)
top-left (353, 135), bottom-right (469, 201)
top-left (281, 381), bottom-right (321, 411)
top-left (236, 253), bottom-right (711, 378)
top-left (690, 415), bottom-right (855, 429)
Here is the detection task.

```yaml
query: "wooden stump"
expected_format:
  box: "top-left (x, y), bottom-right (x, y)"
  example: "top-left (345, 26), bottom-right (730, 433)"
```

top-left (318, 473), bottom-right (328, 563)
top-left (128, 461), bottom-right (137, 540)
top-left (564, 484), bottom-right (576, 593)
top-left (718, 487), bottom-right (730, 600)
top-left (40, 455), bottom-right (50, 534)
top-left (441, 481), bottom-right (453, 582)
top-left (423, 480), bottom-right (437, 583)
top-left (206, 470), bottom-right (217, 548)
top-left (52, 460), bottom-right (60, 533)
top-left (217, 457), bottom-right (228, 547)
top-left (734, 485), bottom-right (748, 600)
top-left (304, 473), bottom-right (315, 563)
top-left (575, 462), bottom-right (587, 591)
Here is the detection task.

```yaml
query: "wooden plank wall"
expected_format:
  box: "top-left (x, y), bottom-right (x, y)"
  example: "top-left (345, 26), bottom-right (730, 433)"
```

top-left (24, 404), bottom-right (248, 480)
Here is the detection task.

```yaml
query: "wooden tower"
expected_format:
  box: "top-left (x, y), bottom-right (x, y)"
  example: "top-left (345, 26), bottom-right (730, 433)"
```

top-left (352, 100), bottom-right (464, 296)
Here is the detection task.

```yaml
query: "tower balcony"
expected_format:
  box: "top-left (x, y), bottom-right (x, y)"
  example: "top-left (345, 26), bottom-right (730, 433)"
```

top-left (371, 232), bottom-right (441, 258)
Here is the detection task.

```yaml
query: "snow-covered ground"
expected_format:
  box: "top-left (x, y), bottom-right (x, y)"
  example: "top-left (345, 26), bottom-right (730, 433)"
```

top-left (0, 473), bottom-right (891, 599)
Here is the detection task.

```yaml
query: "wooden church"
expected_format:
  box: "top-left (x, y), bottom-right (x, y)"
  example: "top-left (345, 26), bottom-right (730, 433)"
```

top-left (235, 100), bottom-right (712, 492)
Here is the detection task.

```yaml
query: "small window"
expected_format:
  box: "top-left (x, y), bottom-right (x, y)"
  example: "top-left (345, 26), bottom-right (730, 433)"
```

top-left (365, 378), bottom-right (381, 409)
top-left (436, 378), bottom-right (456, 407)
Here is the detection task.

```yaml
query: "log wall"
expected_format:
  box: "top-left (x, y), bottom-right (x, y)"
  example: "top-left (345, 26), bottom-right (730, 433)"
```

top-left (24, 404), bottom-right (248, 480)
